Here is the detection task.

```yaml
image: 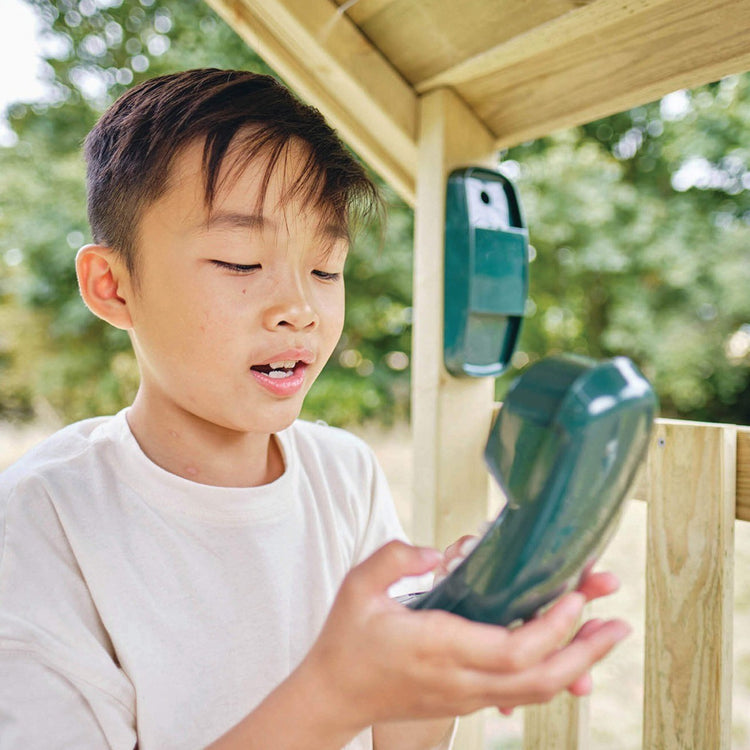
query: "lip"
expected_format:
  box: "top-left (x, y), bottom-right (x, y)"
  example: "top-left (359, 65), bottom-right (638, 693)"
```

top-left (249, 349), bottom-right (315, 398)
top-left (254, 348), bottom-right (315, 367)
top-left (250, 361), bottom-right (309, 397)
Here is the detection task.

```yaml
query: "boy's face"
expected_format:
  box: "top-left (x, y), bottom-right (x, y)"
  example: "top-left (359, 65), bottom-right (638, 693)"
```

top-left (123, 138), bottom-right (348, 437)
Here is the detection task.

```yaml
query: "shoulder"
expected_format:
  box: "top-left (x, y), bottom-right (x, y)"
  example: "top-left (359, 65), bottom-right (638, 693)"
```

top-left (0, 415), bottom-right (117, 496)
top-left (0, 414), bottom-right (128, 542)
top-left (285, 418), bottom-right (371, 452)
top-left (280, 419), bottom-right (381, 484)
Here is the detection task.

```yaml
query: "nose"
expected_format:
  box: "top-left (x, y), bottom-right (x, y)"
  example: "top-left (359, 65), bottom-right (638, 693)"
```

top-left (262, 274), bottom-right (319, 332)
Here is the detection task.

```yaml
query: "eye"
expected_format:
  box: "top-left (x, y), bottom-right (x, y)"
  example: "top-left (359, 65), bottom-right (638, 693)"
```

top-left (211, 260), bottom-right (261, 274)
top-left (312, 270), bottom-right (341, 281)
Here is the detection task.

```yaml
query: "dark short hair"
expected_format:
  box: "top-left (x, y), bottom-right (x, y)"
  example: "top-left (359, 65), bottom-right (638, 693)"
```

top-left (84, 68), bottom-right (382, 281)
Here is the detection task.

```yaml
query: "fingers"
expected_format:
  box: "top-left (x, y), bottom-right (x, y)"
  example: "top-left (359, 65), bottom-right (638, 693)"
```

top-left (349, 541), bottom-right (442, 597)
top-left (572, 618), bottom-right (607, 641)
top-left (563, 620), bottom-right (607, 696)
top-left (576, 570), bottom-right (620, 602)
top-left (433, 535), bottom-right (477, 582)
top-left (566, 671), bottom-right (592, 696)
top-left (432, 591), bottom-right (586, 674)
top-left (499, 593), bottom-right (587, 669)
top-left (475, 618), bottom-right (630, 709)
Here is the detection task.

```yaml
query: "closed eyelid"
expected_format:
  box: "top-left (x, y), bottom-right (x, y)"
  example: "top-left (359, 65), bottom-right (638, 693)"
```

top-left (210, 260), bottom-right (261, 273)
top-left (312, 269), bottom-right (342, 280)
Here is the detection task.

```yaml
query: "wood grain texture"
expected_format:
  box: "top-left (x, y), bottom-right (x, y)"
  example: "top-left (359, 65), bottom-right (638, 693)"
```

top-left (643, 422), bottom-right (735, 750)
top-left (210, 0), bottom-right (750, 199)
top-left (410, 87), bottom-right (495, 750)
top-left (738, 427), bottom-right (750, 521)
top-left (205, 0), bottom-right (418, 204)
top-left (629, 421), bottom-right (750, 522)
top-left (455, 0), bottom-right (750, 149)
top-left (524, 693), bottom-right (588, 750)
top-left (411, 87), bottom-right (495, 551)
top-left (415, 0), bottom-right (676, 92)
top-left (332, 0), bottom-right (398, 26)
top-left (339, 0), bottom-right (587, 85)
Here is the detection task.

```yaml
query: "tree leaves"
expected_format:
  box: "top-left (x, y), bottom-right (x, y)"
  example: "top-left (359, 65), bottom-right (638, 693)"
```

top-left (1, 1), bottom-right (749, 426)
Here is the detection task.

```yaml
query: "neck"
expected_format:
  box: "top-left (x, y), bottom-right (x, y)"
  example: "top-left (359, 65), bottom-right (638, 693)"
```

top-left (126, 391), bottom-right (284, 488)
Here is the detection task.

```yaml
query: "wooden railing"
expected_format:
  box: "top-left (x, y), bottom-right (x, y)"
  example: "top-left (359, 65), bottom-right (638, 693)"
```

top-left (523, 419), bottom-right (750, 750)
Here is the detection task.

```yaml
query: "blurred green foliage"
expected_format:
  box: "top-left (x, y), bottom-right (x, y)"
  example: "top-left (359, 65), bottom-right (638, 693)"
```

top-left (0, 0), bottom-right (748, 427)
top-left (502, 80), bottom-right (750, 423)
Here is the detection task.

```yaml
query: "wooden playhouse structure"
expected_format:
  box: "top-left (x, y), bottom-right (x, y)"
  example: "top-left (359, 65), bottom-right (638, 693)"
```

top-left (204, 1), bottom-right (750, 747)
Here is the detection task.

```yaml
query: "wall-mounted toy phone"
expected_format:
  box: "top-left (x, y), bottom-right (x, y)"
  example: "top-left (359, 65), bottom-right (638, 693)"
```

top-left (395, 166), bottom-right (659, 626)
top-left (443, 166), bottom-right (528, 377)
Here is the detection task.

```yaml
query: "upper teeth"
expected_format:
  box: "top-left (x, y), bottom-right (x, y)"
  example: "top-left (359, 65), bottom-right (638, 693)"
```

top-left (269, 360), bottom-right (297, 369)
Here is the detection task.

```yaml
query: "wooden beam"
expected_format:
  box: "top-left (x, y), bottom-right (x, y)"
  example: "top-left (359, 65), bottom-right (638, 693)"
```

top-left (643, 422), bottom-right (735, 749)
top-left (630, 421), bottom-right (750, 522)
top-left (411, 87), bottom-right (495, 550)
top-left (332, 0), bottom-right (399, 27)
top-left (414, 0), bottom-right (676, 93)
top-left (205, 0), bottom-right (418, 204)
top-left (411, 86), bottom-right (496, 750)
top-left (453, 0), bottom-right (750, 150)
top-left (341, 0), bottom-right (590, 85)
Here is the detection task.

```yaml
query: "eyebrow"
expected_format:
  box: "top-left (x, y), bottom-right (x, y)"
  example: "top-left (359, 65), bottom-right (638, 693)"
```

top-left (204, 211), bottom-right (349, 242)
top-left (204, 212), bottom-right (265, 231)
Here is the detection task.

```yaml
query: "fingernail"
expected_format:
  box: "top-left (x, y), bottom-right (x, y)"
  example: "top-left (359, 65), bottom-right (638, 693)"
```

top-left (612, 621), bottom-right (632, 641)
top-left (446, 556), bottom-right (463, 573)
top-left (459, 537), bottom-right (480, 557)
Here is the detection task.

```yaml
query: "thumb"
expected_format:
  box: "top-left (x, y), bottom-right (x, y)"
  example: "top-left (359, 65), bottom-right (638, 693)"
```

top-left (350, 540), bottom-right (442, 596)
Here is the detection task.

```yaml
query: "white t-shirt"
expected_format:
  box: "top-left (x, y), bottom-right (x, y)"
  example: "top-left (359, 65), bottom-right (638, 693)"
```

top-left (0, 410), bottom-right (411, 749)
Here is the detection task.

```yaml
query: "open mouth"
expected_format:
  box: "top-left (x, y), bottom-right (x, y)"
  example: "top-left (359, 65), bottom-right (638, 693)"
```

top-left (250, 360), bottom-right (302, 379)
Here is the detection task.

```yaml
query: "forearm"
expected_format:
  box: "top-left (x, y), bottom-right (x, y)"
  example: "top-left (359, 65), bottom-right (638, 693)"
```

top-left (205, 664), bottom-right (361, 750)
top-left (373, 717), bottom-right (457, 750)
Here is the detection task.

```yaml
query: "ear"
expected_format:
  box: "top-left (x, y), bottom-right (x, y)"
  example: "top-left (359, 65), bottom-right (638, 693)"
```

top-left (75, 244), bottom-right (134, 330)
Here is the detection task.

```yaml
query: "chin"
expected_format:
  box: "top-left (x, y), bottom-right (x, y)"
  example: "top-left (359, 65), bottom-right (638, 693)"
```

top-left (229, 401), bottom-right (304, 436)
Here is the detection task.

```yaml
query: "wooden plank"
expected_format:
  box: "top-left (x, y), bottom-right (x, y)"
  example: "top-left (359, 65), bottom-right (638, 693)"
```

top-left (331, 0), bottom-right (398, 26)
top-left (415, 0), bottom-right (677, 93)
top-left (629, 420), bottom-right (750, 522)
top-left (204, 0), bottom-right (418, 205)
top-left (738, 427), bottom-right (750, 521)
top-left (345, 0), bottom-right (586, 85)
top-left (453, 0), bottom-right (750, 150)
top-left (643, 422), bottom-right (735, 750)
top-left (524, 694), bottom-right (588, 750)
top-left (411, 87), bottom-right (495, 550)
top-left (411, 86), bottom-right (496, 750)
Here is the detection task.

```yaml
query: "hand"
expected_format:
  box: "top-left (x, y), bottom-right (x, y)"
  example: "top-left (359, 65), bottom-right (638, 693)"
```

top-left (295, 541), bottom-right (630, 735)
top-left (435, 535), bottom-right (621, 712)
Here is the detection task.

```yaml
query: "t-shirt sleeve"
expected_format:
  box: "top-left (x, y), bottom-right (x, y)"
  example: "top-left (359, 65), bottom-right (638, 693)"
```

top-left (0, 481), bottom-right (137, 750)
top-left (353, 447), bottom-right (409, 564)
top-left (352, 446), bottom-right (433, 598)
top-left (0, 649), bottom-right (136, 750)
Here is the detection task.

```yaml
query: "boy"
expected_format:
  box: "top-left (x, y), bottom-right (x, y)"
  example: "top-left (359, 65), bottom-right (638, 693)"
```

top-left (0, 69), bottom-right (629, 749)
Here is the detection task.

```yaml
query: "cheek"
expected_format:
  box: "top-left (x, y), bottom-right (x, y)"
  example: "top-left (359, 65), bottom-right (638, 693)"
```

top-left (324, 289), bottom-right (346, 335)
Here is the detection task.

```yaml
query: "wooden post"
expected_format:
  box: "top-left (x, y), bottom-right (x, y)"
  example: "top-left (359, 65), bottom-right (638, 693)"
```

top-left (524, 694), bottom-right (588, 750)
top-left (412, 87), bottom-right (590, 749)
top-left (411, 86), bottom-right (497, 549)
top-left (411, 87), bottom-right (495, 750)
top-left (643, 421), bottom-right (735, 749)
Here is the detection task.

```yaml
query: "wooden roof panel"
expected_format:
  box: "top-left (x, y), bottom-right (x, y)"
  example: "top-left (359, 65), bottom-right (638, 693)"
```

top-left (335, 0), bottom-right (587, 85)
top-left (456, 0), bottom-right (750, 147)
top-left (208, 0), bottom-right (750, 203)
